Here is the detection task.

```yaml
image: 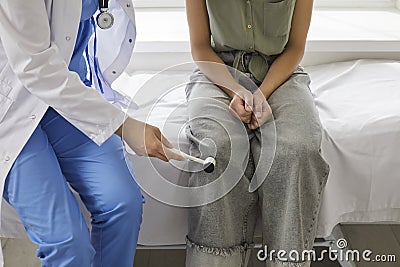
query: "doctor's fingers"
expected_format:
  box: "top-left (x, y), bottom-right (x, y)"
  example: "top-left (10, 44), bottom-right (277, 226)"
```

top-left (160, 132), bottom-right (185, 161)
top-left (163, 147), bottom-right (186, 162)
top-left (151, 145), bottom-right (185, 162)
top-left (155, 151), bottom-right (169, 162)
top-left (151, 129), bottom-right (185, 161)
top-left (160, 133), bottom-right (173, 149)
top-left (145, 140), bottom-right (169, 162)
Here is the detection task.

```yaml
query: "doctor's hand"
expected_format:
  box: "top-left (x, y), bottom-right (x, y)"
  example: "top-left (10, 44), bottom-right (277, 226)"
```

top-left (229, 89), bottom-right (253, 124)
top-left (248, 89), bottom-right (272, 130)
top-left (116, 118), bottom-right (185, 162)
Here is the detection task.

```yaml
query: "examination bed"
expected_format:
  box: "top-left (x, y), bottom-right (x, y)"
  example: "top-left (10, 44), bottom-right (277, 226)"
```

top-left (1, 59), bottom-right (400, 261)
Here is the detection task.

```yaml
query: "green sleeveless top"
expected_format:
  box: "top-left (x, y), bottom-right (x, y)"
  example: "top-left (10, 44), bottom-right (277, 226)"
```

top-left (206, 0), bottom-right (296, 81)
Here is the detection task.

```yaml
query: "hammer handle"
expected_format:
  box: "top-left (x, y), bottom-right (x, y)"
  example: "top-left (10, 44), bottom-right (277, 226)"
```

top-left (171, 148), bottom-right (205, 164)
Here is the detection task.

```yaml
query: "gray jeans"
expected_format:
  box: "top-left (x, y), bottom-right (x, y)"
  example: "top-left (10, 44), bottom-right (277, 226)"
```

top-left (185, 52), bottom-right (330, 267)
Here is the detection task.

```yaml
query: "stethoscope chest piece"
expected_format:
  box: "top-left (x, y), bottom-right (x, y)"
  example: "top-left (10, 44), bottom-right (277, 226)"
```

top-left (97, 0), bottom-right (114, 30)
top-left (97, 11), bottom-right (114, 29)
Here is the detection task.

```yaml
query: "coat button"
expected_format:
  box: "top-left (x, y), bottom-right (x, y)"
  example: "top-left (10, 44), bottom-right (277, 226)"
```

top-left (30, 114), bottom-right (36, 120)
top-left (126, 3), bottom-right (131, 7)
top-left (5, 156), bottom-right (10, 162)
top-left (247, 24), bottom-right (252, 29)
top-left (66, 36), bottom-right (71, 41)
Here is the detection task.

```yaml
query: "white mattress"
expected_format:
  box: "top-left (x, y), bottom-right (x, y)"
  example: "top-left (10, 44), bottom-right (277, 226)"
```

top-left (1, 60), bottom-right (400, 246)
top-left (307, 60), bottom-right (400, 236)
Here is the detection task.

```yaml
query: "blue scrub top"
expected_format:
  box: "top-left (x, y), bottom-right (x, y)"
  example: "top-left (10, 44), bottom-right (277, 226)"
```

top-left (69, 0), bottom-right (98, 82)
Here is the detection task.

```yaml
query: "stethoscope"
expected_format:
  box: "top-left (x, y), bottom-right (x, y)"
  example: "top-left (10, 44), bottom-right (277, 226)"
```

top-left (97, 0), bottom-right (114, 29)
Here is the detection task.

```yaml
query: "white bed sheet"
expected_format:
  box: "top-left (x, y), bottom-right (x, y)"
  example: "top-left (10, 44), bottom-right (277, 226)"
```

top-left (1, 60), bottom-right (400, 246)
top-left (307, 60), bottom-right (400, 236)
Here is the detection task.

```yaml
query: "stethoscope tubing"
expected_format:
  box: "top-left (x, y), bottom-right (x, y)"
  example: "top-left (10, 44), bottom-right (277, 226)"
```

top-left (98, 0), bottom-right (109, 10)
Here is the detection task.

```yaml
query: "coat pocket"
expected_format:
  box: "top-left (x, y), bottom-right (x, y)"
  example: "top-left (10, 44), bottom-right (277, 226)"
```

top-left (264, 0), bottom-right (296, 37)
top-left (0, 94), bottom-right (13, 123)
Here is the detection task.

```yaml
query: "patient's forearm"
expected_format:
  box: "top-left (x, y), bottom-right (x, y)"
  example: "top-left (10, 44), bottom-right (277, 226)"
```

top-left (191, 46), bottom-right (244, 98)
top-left (259, 47), bottom-right (304, 99)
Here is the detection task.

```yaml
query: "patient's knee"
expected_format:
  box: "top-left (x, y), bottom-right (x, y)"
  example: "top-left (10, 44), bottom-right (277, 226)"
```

top-left (191, 121), bottom-right (248, 161)
top-left (213, 132), bottom-right (249, 165)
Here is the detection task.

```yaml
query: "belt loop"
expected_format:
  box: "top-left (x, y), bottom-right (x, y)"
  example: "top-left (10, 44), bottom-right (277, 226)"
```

top-left (233, 51), bottom-right (245, 81)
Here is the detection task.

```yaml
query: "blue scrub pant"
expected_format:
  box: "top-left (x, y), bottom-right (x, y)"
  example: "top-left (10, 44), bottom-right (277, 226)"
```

top-left (3, 108), bottom-right (143, 267)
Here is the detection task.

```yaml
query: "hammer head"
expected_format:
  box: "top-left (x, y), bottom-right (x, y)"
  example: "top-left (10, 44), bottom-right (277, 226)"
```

top-left (203, 157), bottom-right (216, 173)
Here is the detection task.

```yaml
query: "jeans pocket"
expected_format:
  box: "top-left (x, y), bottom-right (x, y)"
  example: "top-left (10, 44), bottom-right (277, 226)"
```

top-left (263, 0), bottom-right (296, 37)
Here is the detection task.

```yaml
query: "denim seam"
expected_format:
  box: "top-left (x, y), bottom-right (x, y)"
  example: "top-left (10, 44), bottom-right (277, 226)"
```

top-left (186, 236), bottom-right (252, 257)
top-left (303, 168), bottom-right (330, 250)
top-left (241, 196), bottom-right (257, 244)
top-left (267, 257), bottom-right (311, 267)
top-left (241, 198), bottom-right (257, 267)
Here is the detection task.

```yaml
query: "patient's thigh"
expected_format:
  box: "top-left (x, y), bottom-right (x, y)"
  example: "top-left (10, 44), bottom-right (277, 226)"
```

top-left (185, 70), bottom-right (259, 250)
top-left (268, 72), bottom-right (320, 135)
top-left (186, 69), bottom-right (232, 118)
top-left (185, 69), bottom-right (251, 183)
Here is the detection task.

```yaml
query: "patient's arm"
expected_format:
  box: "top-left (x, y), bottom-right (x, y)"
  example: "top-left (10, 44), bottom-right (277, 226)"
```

top-left (259, 0), bottom-right (314, 99)
top-left (185, 0), bottom-right (254, 123)
top-left (185, 0), bottom-right (240, 97)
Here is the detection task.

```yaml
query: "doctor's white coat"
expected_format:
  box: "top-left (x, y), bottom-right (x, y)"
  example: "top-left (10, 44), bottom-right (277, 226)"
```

top-left (0, 0), bottom-right (137, 242)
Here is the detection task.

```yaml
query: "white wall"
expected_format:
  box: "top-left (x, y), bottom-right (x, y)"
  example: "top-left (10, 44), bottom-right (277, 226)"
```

top-left (128, 8), bottom-right (400, 71)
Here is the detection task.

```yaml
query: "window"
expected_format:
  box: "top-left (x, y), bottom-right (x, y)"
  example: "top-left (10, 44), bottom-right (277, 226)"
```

top-left (315, 0), bottom-right (396, 8)
top-left (134, 0), bottom-right (185, 8)
top-left (133, 0), bottom-right (397, 8)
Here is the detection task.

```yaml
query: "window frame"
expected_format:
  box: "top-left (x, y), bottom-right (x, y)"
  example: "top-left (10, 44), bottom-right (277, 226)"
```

top-left (133, 0), bottom-right (397, 8)
top-left (133, 0), bottom-right (185, 8)
top-left (316, 0), bottom-right (396, 8)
